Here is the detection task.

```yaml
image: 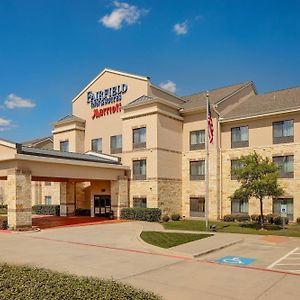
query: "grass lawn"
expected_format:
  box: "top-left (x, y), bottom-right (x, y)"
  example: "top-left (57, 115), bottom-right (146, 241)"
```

top-left (140, 231), bottom-right (212, 248)
top-left (0, 263), bottom-right (161, 300)
top-left (163, 220), bottom-right (300, 237)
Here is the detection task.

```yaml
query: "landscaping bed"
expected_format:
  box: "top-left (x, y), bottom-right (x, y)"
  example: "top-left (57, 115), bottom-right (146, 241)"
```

top-left (0, 263), bottom-right (161, 300)
top-left (140, 231), bottom-right (212, 248)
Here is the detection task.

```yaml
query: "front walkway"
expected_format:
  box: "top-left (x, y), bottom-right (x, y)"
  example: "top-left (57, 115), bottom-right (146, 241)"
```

top-left (32, 215), bottom-right (123, 229)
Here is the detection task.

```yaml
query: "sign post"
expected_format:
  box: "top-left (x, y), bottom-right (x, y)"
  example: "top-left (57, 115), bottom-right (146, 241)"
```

top-left (280, 204), bottom-right (287, 230)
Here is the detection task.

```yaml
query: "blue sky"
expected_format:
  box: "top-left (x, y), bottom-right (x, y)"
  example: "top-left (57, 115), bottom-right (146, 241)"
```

top-left (1, 0), bottom-right (300, 141)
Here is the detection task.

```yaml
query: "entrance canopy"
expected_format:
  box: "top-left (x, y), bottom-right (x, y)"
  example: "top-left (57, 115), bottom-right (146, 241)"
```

top-left (0, 139), bottom-right (130, 230)
top-left (0, 140), bottom-right (129, 181)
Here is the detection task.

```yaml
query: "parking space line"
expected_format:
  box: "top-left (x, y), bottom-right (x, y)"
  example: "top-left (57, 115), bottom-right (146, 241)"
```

top-left (267, 247), bottom-right (299, 269)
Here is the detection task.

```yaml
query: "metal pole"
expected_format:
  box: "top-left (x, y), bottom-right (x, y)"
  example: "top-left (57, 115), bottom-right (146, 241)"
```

top-left (205, 92), bottom-right (209, 232)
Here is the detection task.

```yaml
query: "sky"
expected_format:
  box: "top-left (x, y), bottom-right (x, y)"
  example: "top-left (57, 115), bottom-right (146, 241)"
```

top-left (1, 0), bottom-right (300, 141)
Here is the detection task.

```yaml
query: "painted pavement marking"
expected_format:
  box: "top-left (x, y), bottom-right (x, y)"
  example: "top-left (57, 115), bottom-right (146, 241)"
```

top-left (267, 247), bottom-right (300, 274)
top-left (214, 256), bottom-right (256, 266)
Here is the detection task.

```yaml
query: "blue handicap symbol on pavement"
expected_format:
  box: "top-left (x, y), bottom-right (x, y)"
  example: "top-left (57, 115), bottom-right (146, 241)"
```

top-left (215, 256), bottom-right (256, 266)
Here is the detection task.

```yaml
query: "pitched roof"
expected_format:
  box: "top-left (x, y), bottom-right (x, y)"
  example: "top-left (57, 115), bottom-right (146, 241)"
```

top-left (55, 114), bottom-right (85, 124)
top-left (182, 82), bottom-right (252, 111)
top-left (222, 86), bottom-right (300, 120)
top-left (22, 136), bottom-right (53, 146)
top-left (127, 95), bottom-right (154, 106)
top-left (72, 68), bottom-right (149, 103)
top-left (18, 145), bottom-right (121, 165)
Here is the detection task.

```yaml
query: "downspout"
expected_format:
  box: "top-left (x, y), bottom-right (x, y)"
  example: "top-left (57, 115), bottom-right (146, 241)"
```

top-left (213, 106), bottom-right (222, 220)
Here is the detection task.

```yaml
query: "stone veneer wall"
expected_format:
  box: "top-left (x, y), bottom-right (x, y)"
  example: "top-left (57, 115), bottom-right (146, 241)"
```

top-left (157, 179), bottom-right (182, 215)
top-left (182, 149), bottom-right (219, 220)
top-left (129, 179), bottom-right (182, 215)
top-left (221, 143), bottom-right (300, 221)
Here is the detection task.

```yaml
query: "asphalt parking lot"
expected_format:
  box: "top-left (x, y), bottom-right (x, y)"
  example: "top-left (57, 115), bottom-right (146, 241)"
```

top-left (0, 221), bottom-right (299, 300)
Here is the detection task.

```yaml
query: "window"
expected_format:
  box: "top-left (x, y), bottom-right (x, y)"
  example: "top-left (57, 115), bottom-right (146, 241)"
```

top-left (190, 160), bottom-right (205, 180)
top-left (45, 182), bottom-right (51, 186)
top-left (273, 120), bottom-right (294, 144)
top-left (190, 197), bottom-right (205, 217)
top-left (133, 159), bottom-right (146, 180)
top-left (231, 199), bottom-right (248, 214)
top-left (91, 138), bottom-right (102, 153)
top-left (133, 127), bottom-right (146, 149)
top-left (273, 155), bottom-right (294, 178)
top-left (111, 135), bottom-right (122, 154)
top-left (190, 130), bottom-right (205, 150)
top-left (60, 140), bottom-right (69, 152)
top-left (133, 197), bottom-right (147, 208)
top-left (231, 126), bottom-right (249, 148)
top-left (231, 159), bottom-right (243, 180)
top-left (44, 196), bottom-right (52, 205)
top-left (273, 198), bottom-right (293, 220)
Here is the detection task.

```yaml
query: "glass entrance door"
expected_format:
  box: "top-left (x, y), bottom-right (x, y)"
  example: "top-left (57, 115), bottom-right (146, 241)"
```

top-left (94, 195), bottom-right (111, 217)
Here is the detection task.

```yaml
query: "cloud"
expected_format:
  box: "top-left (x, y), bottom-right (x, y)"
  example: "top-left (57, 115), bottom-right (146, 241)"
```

top-left (0, 118), bottom-right (12, 131)
top-left (4, 93), bottom-right (36, 109)
top-left (173, 21), bottom-right (188, 35)
top-left (159, 80), bottom-right (177, 94)
top-left (100, 1), bottom-right (148, 30)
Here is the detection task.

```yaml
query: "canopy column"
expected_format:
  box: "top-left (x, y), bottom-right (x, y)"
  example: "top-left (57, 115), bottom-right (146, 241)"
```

top-left (7, 168), bottom-right (32, 230)
top-left (111, 176), bottom-right (129, 218)
top-left (60, 182), bottom-right (76, 216)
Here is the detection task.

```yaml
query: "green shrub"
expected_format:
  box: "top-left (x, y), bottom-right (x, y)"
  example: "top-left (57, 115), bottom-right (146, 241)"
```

top-left (121, 208), bottom-right (161, 222)
top-left (233, 214), bottom-right (250, 222)
top-left (162, 214), bottom-right (170, 222)
top-left (251, 214), bottom-right (266, 223)
top-left (75, 208), bottom-right (91, 216)
top-left (32, 205), bottom-right (60, 216)
top-left (223, 214), bottom-right (235, 222)
top-left (0, 216), bottom-right (7, 230)
top-left (297, 217), bottom-right (300, 224)
top-left (0, 204), bottom-right (7, 215)
top-left (0, 263), bottom-right (161, 300)
top-left (171, 213), bottom-right (181, 221)
top-left (263, 224), bottom-right (282, 231)
top-left (274, 215), bottom-right (289, 225)
top-left (266, 213), bottom-right (278, 224)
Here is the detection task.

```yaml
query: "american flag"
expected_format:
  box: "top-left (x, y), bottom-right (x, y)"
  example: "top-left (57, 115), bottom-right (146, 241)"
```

top-left (207, 96), bottom-right (214, 144)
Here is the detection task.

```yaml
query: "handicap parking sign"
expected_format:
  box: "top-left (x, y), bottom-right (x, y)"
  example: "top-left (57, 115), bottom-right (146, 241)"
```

top-left (215, 256), bottom-right (256, 266)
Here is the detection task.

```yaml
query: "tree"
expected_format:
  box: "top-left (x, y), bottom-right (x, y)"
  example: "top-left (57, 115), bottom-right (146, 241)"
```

top-left (230, 152), bottom-right (284, 229)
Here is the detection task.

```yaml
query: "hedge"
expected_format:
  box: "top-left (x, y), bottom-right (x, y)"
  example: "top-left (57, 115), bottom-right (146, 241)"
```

top-left (0, 204), bottom-right (7, 215)
top-left (0, 263), bottom-right (161, 300)
top-left (75, 208), bottom-right (91, 216)
top-left (32, 205), bottom-right (60, 216)
top-left (0, 216), bottom-right (7, 230)
top-left (223, 214), bottom-right (250, 222)
top-left (120, 208), bottom-right (161, 222)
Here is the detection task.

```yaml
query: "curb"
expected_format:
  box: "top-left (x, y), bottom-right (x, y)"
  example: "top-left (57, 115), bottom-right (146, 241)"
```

top-left (193, 238), bottom-right (244, 258)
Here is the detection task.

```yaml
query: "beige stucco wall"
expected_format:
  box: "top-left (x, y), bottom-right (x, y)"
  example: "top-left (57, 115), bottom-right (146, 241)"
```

top-left (72, 71), bottom-right (149, 154)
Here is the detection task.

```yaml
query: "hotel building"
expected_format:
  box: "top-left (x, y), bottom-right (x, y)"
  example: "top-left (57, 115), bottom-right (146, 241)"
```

top-left (0, 68), bottom-right (299, 229)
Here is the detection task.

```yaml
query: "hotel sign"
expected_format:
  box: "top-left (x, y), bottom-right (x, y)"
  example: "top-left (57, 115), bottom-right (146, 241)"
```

top-left (87, 84), bottom-right (128, 119)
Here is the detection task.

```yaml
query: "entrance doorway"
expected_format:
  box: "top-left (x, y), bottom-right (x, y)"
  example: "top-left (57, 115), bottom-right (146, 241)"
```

top-left (94, 195), bottom-right (111, 217)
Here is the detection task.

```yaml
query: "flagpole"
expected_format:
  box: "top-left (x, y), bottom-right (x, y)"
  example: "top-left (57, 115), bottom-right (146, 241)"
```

top-left (205, 92), bottom-right (209, 232)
